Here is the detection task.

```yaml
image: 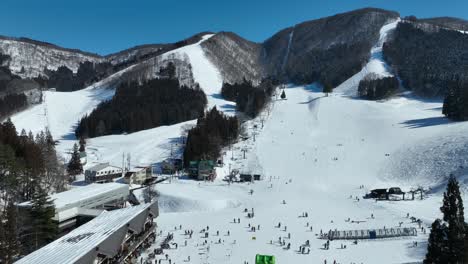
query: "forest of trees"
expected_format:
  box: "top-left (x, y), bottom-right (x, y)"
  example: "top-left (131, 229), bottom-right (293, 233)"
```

top-left (424, 175), bottom-right (468, 263)
top-left (221, 78), bottom-right (277, 118)
top-left (75, 72), bottom-right (207, 138)
top-left (0, 93), bottom-right (28, 120)
top-left (39, 61), bottom-right (113, 92)
top-left (442, 79), bottom-right (468, 121)
top-left (183, 107), bottom-right (239, 168)
top-left (0, 54), bottom-right (29, 120)
top-left (286, 42), bottom-right (371, 88)
top-left (358, 75), bottom-right (399, 100)
top-left (383, 21), bottom-right (468, 97)
top-left (0, 119), bottom-right (66, 261)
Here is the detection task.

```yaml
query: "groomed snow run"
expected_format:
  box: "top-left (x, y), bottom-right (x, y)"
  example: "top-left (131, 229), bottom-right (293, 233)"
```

top-left (145, 84), bottom-right (468, 264)
top-left (334, 19), bottom-right (400, 96)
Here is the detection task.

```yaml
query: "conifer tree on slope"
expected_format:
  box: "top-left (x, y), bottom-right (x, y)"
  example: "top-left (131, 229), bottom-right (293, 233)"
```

top-left (425, 219), bottom-right (449, 264)
top-left (26, 183), bottom-right (57, 252)
top-left (441, 175), bottom-right (465, 262)
top-left (280, 90), bottom-right (286, 100)
top-left (2, 200), bottom-right (19, 262)
top-left (425, 175), bottom-right (466, 263)
top-left (67, 143), bottom-right (83, 179)
top-left (323, 84), bottom-right (333, 96)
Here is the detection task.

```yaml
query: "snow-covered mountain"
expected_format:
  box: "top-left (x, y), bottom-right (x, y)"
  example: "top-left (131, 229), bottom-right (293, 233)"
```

top-left (7, 7), bottom-right (468, 264)
top-left (0, 36), bottom-right (104, 78)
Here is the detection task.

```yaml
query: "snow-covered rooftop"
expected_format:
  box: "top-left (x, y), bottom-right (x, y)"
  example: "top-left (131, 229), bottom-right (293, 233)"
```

top-left (16, 201), bottom-right (158, 264)
top-left (18, 183), bottom-right (129, 211)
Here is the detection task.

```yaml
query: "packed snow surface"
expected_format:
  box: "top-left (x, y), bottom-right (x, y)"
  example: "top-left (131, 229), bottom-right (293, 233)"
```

top-left (147, 85), bottom-right (468, 264)
top-left (9, 24), bottom-right (468, 264)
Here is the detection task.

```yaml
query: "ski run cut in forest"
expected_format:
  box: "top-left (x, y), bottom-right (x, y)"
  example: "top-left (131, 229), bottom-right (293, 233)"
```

top-left (2, 6), bottom-right (468, 264)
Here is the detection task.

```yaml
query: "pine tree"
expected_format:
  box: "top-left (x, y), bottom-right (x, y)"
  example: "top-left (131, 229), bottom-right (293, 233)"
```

top-left (0, 212), bottom-right (6, 263)
top-left (67, 143), bottom-right (83, 179)
top-left (280, 90), bottom-right (286, 100)
top-left (425, 175), bottom-right (466, 263)
top-left (424, 219), bottom-right (449, 264)
top-left (79, 137), bottom-right (86, 152)
top-left (3, 200), bottom-right (19, 262)
top-left (440, 175), bottom-right (465, 262)
top-left (442, 85), bottom-right (460, 120)
top-left (323, 84), bottom-right (333, 96)
top-left (25, 183), bottom-right (57, 252)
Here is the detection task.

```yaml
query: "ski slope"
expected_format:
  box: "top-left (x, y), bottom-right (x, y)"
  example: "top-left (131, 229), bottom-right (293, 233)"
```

top-left (137, 21), bottom-right (468, 264)
top-left (145, 85), bottom-right (468, 264)
top-left (84, 34), bottom-right (234, 169)
top-left (334, 19), bottom-right (400, 96)
top-left (9, 21), bottom-right (468, 263)
top-left (10, 34), bottom-right (233, 169)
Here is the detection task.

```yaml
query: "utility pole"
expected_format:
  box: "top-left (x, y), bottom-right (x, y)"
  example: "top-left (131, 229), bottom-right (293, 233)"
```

top-left (228, 163), bottom-right (231, 185)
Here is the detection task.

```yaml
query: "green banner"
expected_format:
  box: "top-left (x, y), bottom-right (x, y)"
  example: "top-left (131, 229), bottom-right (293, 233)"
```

top-left (256, 254), bottom-right (275, 264)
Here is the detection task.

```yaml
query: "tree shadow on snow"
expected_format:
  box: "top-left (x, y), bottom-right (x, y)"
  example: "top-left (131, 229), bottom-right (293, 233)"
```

top-left (400, 117), bottom-right (452, 129)
top-left (405, 240), bottom-right (427, 260)
top-left (298, 96), bottom-right (324, 105)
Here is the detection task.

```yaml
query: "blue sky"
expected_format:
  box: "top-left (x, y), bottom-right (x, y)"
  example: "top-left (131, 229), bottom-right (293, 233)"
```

top-left (1, 0), bottom-right (467, 55)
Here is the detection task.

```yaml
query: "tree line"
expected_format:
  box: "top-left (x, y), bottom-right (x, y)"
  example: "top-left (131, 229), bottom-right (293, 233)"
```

top-left (0, 119), bottom-right (64, 261)
top-left (0, 54), bottom-right (29, 120)
top-left (35, 61), bottom-right (113, 92)
top-left (0, 93), bottom-right (28, 120)
top-left (183, 107), bottom-right (239, 169)
top-left (221, 78), bottom-right (277, 118)
top-left (383, 21), bottom-right (468, 97)
top-left (358, 75), bottom-right (399, 100)
top-left (75, 72), bottom-right (207, 138)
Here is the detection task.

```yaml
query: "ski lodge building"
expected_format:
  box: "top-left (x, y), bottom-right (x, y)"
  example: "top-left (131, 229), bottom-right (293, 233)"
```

top-left (16, 201), bottom-right (159, 264)
top-left (124, 165), bottom-right (152, 185)
top-left (18, 183), bottom-right (129, 233)
top-left (84, 162), bottom-right (123, 183)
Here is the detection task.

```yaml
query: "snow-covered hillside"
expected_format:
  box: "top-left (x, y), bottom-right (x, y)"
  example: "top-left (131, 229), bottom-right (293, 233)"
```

top-left (8, 19), bottom-right (468, 264)
top-left (145, 84), bottom-right (468, 264)
top-left (10, 33), bottom-right (233, 170)
top-left (0, 37), bottom-right (104, 78)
